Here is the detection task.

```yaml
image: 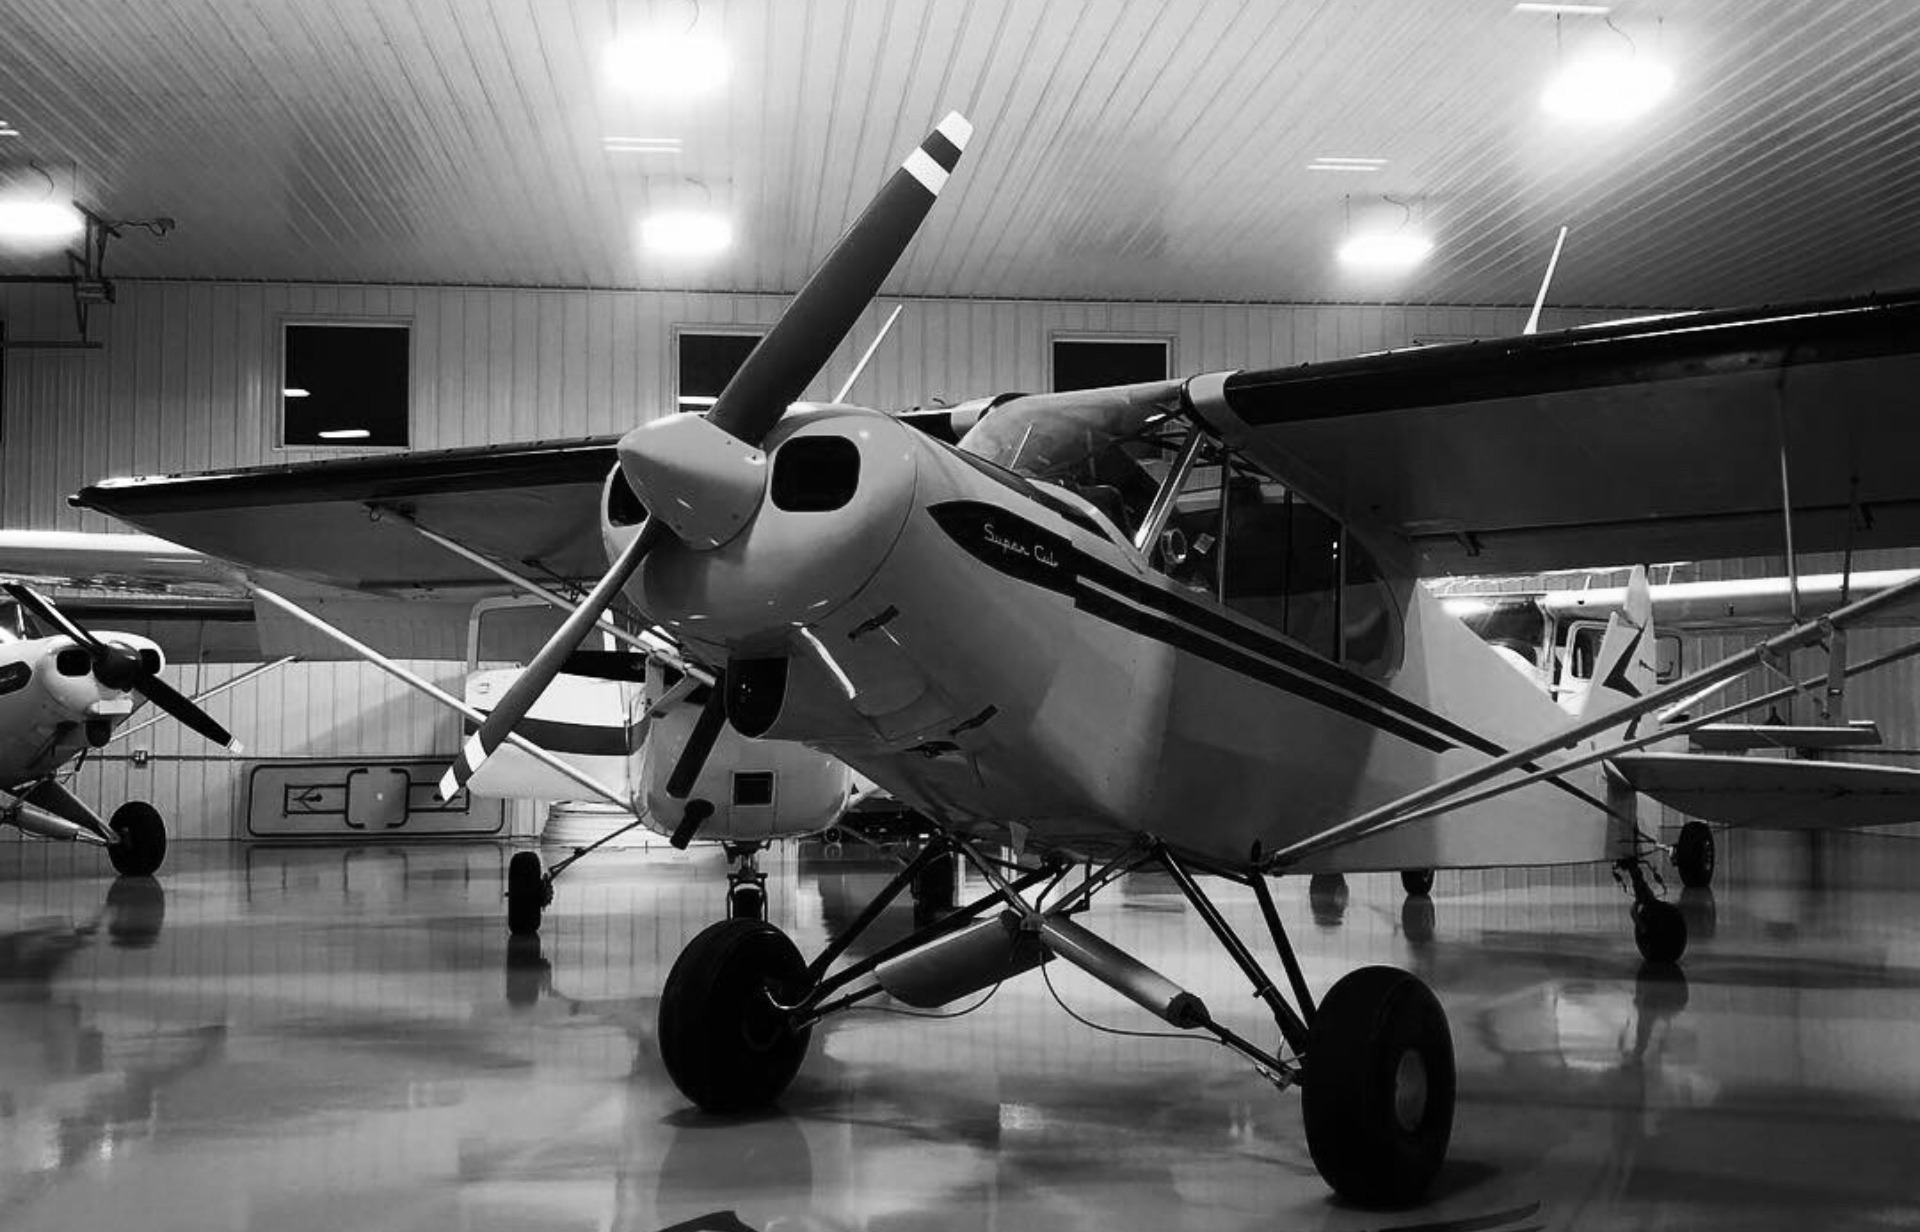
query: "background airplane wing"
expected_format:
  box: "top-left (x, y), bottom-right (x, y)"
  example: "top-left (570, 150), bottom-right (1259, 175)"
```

top-left (1191, 290), bottom-right (1920, 574)
top-left (1610, 751), bottom-right (1920, 829)
top-left (72, 436), bottom-right (620, 597)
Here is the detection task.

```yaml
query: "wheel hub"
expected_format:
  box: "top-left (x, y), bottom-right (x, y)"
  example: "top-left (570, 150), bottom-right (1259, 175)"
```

top-left (1391, 1047), bottom-right (1429, 1132)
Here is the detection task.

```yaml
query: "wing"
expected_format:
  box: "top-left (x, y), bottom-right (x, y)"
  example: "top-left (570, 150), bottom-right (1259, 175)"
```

top-left (72, 436), bottom-right (620, 597)
top-left (1610, 752), bottom-right (1920, 830)
top-left (1186, 290), bottom-right (1920, 574)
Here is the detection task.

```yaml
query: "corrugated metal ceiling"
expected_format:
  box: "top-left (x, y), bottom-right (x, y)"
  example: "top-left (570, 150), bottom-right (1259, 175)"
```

top-left (0, 0), bottom-right (1913, 307)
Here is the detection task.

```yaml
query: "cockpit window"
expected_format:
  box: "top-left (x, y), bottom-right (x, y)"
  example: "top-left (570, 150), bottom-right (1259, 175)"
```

top-left (958, 380), bottom-right (1187, 538)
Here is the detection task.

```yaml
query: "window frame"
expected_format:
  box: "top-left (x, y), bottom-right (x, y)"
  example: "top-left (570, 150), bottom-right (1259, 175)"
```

top-left (673, 326), bottom-right (766, 414)
top-left (1048, 332), bottom-right (1175, 393)
top-left (277, 317), bottom-right (413, 452)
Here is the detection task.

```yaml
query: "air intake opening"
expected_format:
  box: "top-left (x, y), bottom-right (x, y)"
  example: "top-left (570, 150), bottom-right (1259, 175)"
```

top-left (771, 436), bottom-right (861, 512)
top-left (726, 657), bottom-right (788, 738)
top-left (56, 647), bottom-right (91, 677)
top-left (606, 466), bottom-right (648, 527)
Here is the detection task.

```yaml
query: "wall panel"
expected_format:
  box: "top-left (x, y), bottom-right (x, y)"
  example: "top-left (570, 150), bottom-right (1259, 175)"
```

top-left (0, 279), bottom-right (1684, 842)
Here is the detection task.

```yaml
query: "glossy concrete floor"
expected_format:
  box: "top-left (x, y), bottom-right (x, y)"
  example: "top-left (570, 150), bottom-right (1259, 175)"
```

top-left (3, 830), bottom-right (1919, 1232)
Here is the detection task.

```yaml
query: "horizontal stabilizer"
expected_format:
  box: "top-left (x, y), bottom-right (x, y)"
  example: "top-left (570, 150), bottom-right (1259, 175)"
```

top-left (1685, 720), bottom-right (1882, 752)
top-left (1612, 751), bottom-right (1920, 829)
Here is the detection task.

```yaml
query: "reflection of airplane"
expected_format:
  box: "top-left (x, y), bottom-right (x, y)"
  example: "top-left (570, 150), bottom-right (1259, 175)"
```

top-left (70, 113), bottom-right (1920, 1206)
top-left (0, 584), bottom-right (240, 875)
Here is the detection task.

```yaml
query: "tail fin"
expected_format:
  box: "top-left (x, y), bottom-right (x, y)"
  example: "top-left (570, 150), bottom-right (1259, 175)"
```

top-left (1575, 565), bottom-right (1658, 735)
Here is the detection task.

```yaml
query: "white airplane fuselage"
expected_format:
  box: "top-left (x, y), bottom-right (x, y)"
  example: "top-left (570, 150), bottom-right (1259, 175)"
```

top-left (616, 405), bottom-right (1628, 872)
top-left (0, 634), bottom-right (158, 788)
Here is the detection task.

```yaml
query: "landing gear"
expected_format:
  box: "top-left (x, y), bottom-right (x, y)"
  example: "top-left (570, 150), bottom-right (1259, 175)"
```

top-left (726, 843), bottom-right (768, 920)
top-left (659, 918), bottom-right (814, 1113)
top-left (1400, 868), bottom-right (1435, 897)
top-left (506, 850), bottom-right (552, 936)
top-left (106, 801), bottom-right (166, 877)
top-left (910, 847), bottom-right (957, 921)
top-left (1308, 872), bottom-right (1349, 927)
top-left (1673, 821), bottom-right (1715, 888)
top-left (1616, 854), bottom-right (1688, 965)
top-left (1303, 966), bottom-right (1456, 1207)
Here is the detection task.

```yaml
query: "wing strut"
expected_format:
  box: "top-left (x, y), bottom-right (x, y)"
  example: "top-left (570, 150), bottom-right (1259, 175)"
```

top-left (1269, 569), bottom-right (1920, 868)
top-left (244, 583), bottom-right (633, 813)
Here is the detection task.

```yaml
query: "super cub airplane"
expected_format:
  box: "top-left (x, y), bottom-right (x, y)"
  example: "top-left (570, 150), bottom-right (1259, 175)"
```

top-left (72, 114), bottom-right (1920, 1205)
top-left (0, 583), bottom-right (240, 875)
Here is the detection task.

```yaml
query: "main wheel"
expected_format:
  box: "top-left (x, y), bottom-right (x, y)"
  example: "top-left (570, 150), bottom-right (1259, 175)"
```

top-left (659, 919), bottom-right (814, 1114)
top-left (1308, 873), bottom-right (1349, 928)
top-left (1302, 965), bottom-right (1455, 1206)
top-left (1632, 898), bottom-right (1688, 965)
top-left (1673, 822), bottom-right (1715, 888)
top-left (506, 851), bottom-right (550, 936)
top-left (1400, 868), bottom-right (1435, 897)
top-left (911, 851), bottom-right (957, 913)
top-left (106, 801), bottom-right (166, 877)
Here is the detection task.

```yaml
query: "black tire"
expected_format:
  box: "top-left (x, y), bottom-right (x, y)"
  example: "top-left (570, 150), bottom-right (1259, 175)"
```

top-left (1302, 966), bottom-right (1455, 1207)
top-left (1673, 822), bottom-right (1715, 888)
top-left (911, 851), bottom-right (957, 912)
top-left (1400, 868), bottom-right (1435, 897)
top-left (507, 851), bottom-right (548, 936)
top-left (106, 801), bottom-right (166, 877)
top-left (1308, 873), bottom-right (1349, 929)
top-left (659, 919), bottom-right (814, 1114)
top-left (1632, 898), bottom-right (1688, 965)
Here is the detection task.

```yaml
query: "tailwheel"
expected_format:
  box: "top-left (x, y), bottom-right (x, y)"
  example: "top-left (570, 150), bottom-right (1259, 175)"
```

top-left (1632, 898), bottom-right (1687, 965)
top-left (506, 850), bottom-right (552, 936)
top-left (728, 878), bottom-right (767, 920)
top-left (1302, 965), bottom-right (1455, 1207)
top-left (106, 801), bottom-right (167, 877)
top-left (659, 919), bottom-right (814, 1113)
top-left (1673, 821), bottom-right (1715, 888)
top-left (911, 848), bottom-right (957, 921)
top-left (1400, 868), bottom-right (1435, 897)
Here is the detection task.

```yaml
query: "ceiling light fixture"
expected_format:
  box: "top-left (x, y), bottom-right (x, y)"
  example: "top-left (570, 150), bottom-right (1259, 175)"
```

top-left (1542, 51), bottom-right (1674, 120)
top-left (1514, 3), bottom-right (1611, 13)
top-left (317, 428), bottom-right (371, 441)
top-left (604, 136), bottom-right (684, 154)
top-left (1337, 194), bottom-right (1433, 273)
top-left (1308, 156), bottom-right (1388, 172)
top-left (640, 209), bottom-right (732, 257)
top-left (283, 388), bottom-right (311, 398)
top-left (0, 198), bottom-right (84, 242)
top-left (604, 31), bottom-right (728, 99)
top-left (0, 123), bottom-right (19, 138)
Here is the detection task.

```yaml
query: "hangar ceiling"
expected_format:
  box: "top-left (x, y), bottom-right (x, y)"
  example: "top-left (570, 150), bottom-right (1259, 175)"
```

top-left (0, 0), bottom-right (1914, 308)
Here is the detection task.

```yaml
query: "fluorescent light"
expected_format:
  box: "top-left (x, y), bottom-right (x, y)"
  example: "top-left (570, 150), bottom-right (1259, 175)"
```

top-left (1337, 232), bottom-right (1433, 271)
top-left (0, 199), bottom-right (83, 241)
top-left (677, 395), bottom-right (719, 407)
top-left (640, 210), bottom-right (732, 257)
top-left (283, 387), bottom-right (310, 398)
top-left (604, 136), bottom-right (683, 154)
top-left (604, 32), bottom-right (728, 98)
top-left (1515, 3), bottom-right (1611, 13)
top-left (317, 428), bottom-right (371, 440)
top-left (1308, 157), bottom-right (1387, 172)
top-left (1542, 53), bottom-right (1675, 121)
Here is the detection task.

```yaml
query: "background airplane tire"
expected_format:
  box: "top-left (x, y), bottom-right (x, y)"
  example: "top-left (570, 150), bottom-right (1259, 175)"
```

top-left (1673, 822), bottom-right (1715, 888)
top-left (1400, 868), bottom-right (1435, 897)
top-left (659, 919), bottom-right (814, 1114)
top-left (1632, 899), bottom-right (1688, 964)
top-left (106, 801), bottom-right (167, 877)
top-left (1302, 965), bottom-right (1455, 1207)
top-left (506, 851), bottom-right (547, 936)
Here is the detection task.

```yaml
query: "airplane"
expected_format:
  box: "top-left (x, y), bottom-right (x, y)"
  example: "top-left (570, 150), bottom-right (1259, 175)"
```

top-left (0, 534), bottom-right (871, 927)
top-left (0, 583), bottom-right (241, 876)
top-left (69, 113), bottom-right (1920, 1205)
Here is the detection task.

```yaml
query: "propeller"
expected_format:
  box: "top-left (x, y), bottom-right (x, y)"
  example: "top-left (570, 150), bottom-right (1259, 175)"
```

top-left (4, 582), bottom-right (241, 751)
top-left (438, 111), bottom-right (973, 802)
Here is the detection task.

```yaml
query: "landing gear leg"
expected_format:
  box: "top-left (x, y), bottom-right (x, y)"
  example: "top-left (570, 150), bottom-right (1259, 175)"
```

top-left (1617, 856), bottom-right (1687, 965)
top-left (725, 843), bottom-right (768, 920)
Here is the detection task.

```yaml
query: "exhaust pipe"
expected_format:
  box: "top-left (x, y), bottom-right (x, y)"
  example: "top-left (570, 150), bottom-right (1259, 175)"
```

top-left (1036, 915), bottom-right (1212, 1030)
top-left (876, 911), bottom-right (1050, 1008)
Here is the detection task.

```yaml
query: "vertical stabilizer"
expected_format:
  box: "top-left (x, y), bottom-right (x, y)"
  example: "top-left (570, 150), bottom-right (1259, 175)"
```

top-left (1576, 565), bottom-right (1657, 736)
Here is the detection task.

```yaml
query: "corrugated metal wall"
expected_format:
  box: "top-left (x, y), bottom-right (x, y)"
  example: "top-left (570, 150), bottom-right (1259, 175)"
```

top-left (0, 278), bottom-right (1826, 842)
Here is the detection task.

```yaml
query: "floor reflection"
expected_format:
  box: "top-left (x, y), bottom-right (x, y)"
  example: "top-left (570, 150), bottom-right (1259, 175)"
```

top-left (0, 829), bottom-right (1915, 1230)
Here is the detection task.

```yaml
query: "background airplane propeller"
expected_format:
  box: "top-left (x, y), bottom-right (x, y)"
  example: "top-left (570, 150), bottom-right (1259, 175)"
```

top-left (3, 581), bottom-right (241, 751)
top-left (438, 111), bottom-right (973, 804)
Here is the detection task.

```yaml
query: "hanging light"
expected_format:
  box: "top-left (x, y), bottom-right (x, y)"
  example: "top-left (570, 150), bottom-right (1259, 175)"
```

top-left (1336, 195), bottom-right (1433, 273)
top-left (640, 209), bottom-right (732, 257)
top-left (1542, 51), bottom-right (1674, 120)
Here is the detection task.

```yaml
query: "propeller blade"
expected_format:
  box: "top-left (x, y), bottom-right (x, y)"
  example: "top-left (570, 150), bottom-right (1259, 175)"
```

top-left (438, 520), bottom-right (666, 801)
top-left (703, 111), bottom-right (971, 448)
top-left (666, 674), bottom-right (730, 801)
top-left (3, 582), bottom-right (104, 651)
top-left (133, 673), bottom-right (242, 752)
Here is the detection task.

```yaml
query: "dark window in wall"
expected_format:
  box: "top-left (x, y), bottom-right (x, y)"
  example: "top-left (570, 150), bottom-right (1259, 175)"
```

top-left (1051, 338), bottom-right (1170, 392)
top-left (678, 331), bottom-right (763, 411)
top-left (0, 319), bottom-right (7, 445)
top-left (283, 323), bottom-right (410, 447)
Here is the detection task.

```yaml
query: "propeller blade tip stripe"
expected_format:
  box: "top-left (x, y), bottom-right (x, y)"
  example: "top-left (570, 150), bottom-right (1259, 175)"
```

top-left (936, 111), bottom-right (972, 150)
top-left (436, 770), bottom-right (462, 802)
top-left (903, 148), bottom-right (950, 195)
top-left (227, 740), bottom-right (244, 754)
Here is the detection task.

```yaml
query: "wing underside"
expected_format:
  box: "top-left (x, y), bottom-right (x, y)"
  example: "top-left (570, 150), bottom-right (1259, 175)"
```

top-left (1611, 752), bottom-right (1920, 829)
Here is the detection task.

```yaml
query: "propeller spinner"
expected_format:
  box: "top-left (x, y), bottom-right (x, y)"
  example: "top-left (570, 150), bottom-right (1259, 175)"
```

top-left (438, 111), bottom-right (973, 804)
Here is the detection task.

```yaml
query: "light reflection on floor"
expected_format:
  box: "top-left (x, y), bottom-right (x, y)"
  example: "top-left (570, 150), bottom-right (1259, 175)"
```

top-left (2, 829), bottom-right (1919, 1231)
